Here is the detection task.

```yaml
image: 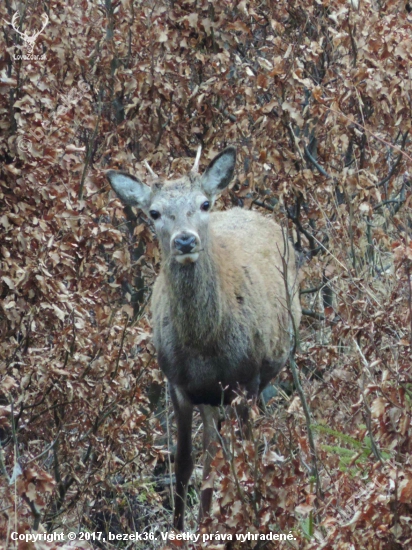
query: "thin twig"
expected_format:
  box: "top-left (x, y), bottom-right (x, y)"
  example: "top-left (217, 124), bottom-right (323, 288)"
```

top-left (302, 308), bottom-right (325, 321)
top-left (300, 284), bottom-right (325, 295)
top-left (0, 446), bottom-right (10, 482)
top-left (165, 381), bottom-right (174, 514)
top-left (408, 264), bottom-right (412, 348)
top-left (253, 199), bottom-right (274, 211)
top-left (375, 131), bottom-right (409, 188)
top-left (26, 432), bottom-right (61, 464)
top-left (279, 237), bottom-right (323, 499)
top-left (347, 19), bottom-right (358, 68)
top-left (321, 107), bottom-right (412, 163)
top-left (304, 145), bottom-right (332, 179)
top-left (111, 313), bottom-right (129, 379)
top-left (285, 195), bottom-right (320, 258)
top-left (21, 494), bottom-right (41, 531)
top-left (373, 199), bottom-right (401, 210)
top-left (353, 339), bottom-right (383, 463)
top-left (79, 400), bottom-right (121, 442)
top-left (78, 93), bottom-right (102, 200)
top-left (288, 122), bottom-right (305, 163)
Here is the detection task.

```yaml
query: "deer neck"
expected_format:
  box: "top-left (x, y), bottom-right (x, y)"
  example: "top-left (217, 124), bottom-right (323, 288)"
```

top-left (165, 235), bottom-right (222, 346)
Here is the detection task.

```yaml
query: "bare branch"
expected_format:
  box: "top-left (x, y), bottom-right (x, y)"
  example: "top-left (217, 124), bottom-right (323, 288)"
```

top-left (373, 199), bottom-right (401, 210)
top-left (302, 308), bottom-right (325, 321)
top-left (300, 284), bottom-right (324, 295)
top-left (322, 107), bottom-right (412, 163)
top-left (353, 339), bottom-right (383, 463)
top-left (111, 313), bottom-right (129, 379)
top-left (278, 237), bottom-right (323, 499)
top-left (285, 195), bottom-right (321, 258)
top-left (253, 198), bottom-right (274, 211)
top-left (304, 145), bottom-right (332, 179)
top-left (375, 130), bottom-right (409, 188)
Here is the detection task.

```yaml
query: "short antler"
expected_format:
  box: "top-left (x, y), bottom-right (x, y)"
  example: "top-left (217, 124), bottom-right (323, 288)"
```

top-left (191, 146), bottom-right (202, 174)
top-left (143, 159), bottom-right (158, 178)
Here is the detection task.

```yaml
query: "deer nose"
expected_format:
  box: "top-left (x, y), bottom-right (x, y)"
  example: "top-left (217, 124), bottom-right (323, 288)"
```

top-left (174, 234), bottom-right (197, 254)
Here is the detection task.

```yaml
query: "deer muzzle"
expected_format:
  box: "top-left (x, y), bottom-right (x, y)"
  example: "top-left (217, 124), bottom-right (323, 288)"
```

top-left (172, 232), bottom-right (200, 264)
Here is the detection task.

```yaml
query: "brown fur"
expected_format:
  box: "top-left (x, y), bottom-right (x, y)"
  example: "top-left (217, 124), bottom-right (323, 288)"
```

top-left (153, 208), bottom-right (301, 406)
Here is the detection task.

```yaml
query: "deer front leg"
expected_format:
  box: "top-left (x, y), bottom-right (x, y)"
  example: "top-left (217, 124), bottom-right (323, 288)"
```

top-left (170, 386), bottom-right (194, 531)
top-left (198, 405), bottom-right (220, 523)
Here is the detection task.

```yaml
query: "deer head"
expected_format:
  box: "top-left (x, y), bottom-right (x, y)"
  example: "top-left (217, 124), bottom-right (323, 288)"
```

top-left (106, 146), bottom-right (236, 266)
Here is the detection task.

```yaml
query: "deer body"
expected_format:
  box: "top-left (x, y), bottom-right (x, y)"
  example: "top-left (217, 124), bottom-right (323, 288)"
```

top-left (153, 208), bottom-right (300, 406)
top-left (106, 148), bottom-right (301, 530)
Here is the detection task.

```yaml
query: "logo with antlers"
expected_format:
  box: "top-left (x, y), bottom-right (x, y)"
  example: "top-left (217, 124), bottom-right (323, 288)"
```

top-left (7, 12), bottom-right (49, 55)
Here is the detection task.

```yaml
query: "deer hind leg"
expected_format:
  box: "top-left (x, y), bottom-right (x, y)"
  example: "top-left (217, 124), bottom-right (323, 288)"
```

top-left (170, 386), bottom-right (194, 531)
top-left (198, 404), bottom-right (220, 524)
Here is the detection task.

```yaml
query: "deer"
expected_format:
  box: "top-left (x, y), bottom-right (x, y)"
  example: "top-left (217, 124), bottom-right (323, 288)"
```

top-left (106, 147), bottom-right (301, 530)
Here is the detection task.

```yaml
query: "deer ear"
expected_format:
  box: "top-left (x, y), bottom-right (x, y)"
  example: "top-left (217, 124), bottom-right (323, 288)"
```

top-left (201, 147), bottom-right (236, 198)
top-left (106, 170), bottom-right (152, 210)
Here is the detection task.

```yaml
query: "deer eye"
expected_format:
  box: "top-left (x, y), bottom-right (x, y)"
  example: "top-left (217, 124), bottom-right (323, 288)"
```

top-left (201, 201), bottom-right (210, 212)
top-left (149, 210), bottom-right (161, 220)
